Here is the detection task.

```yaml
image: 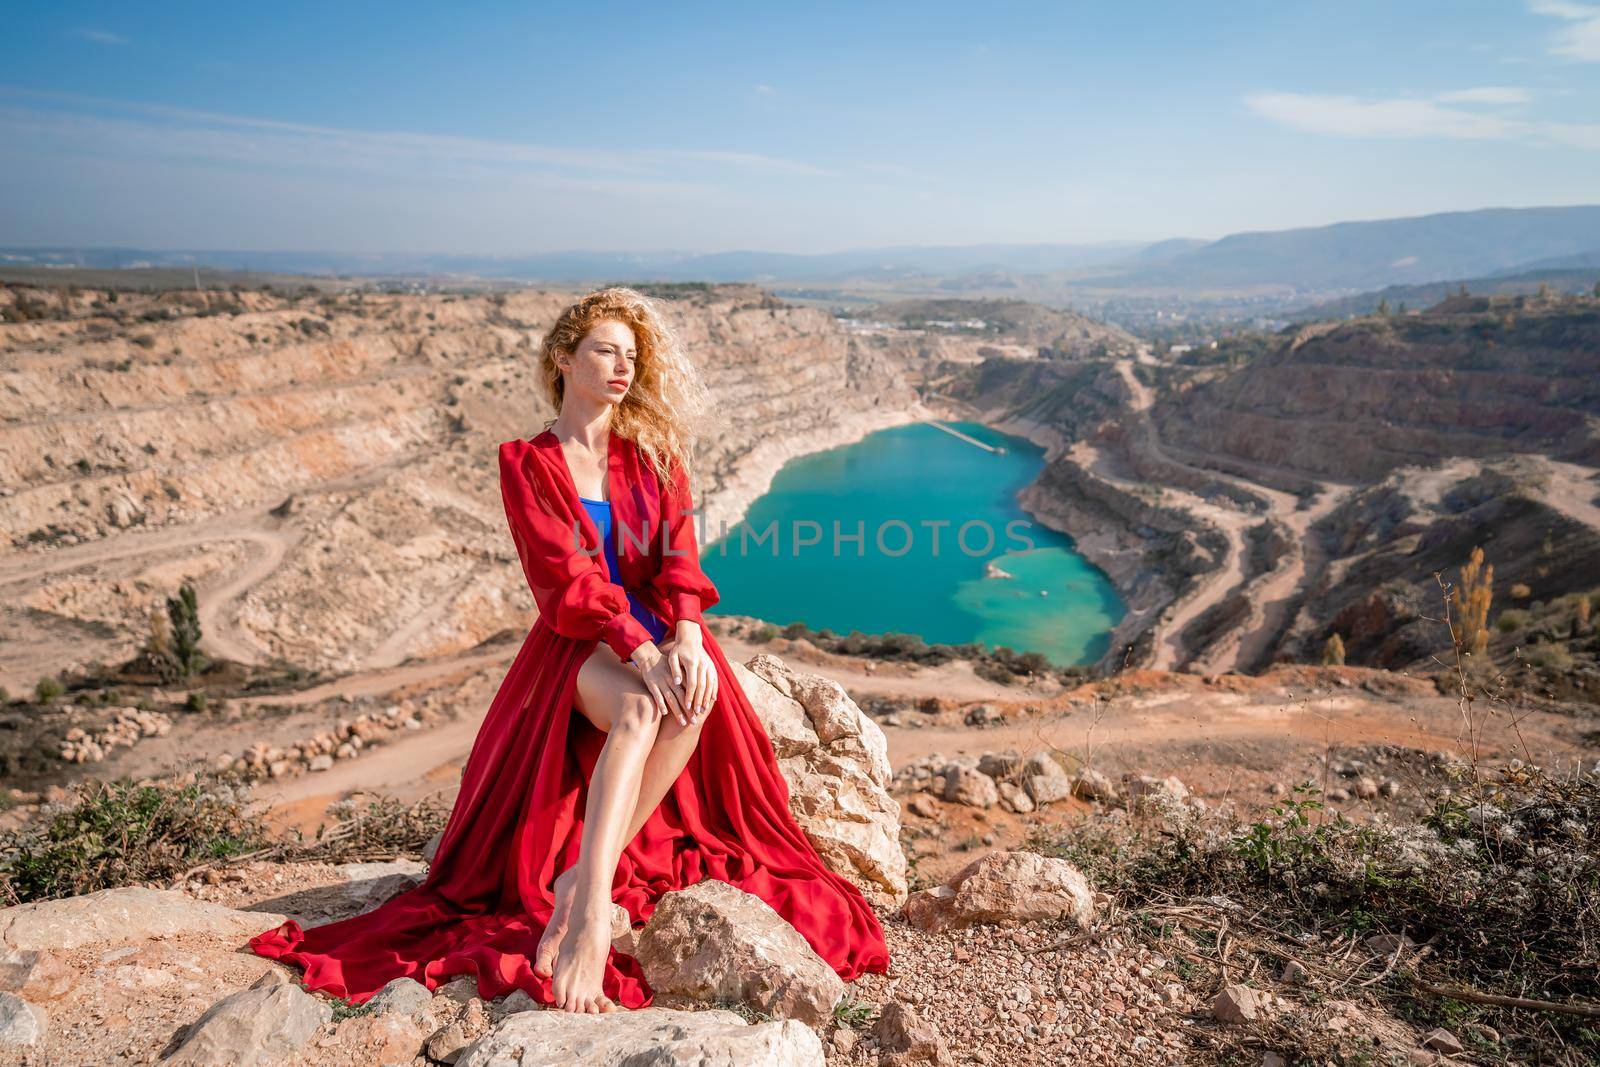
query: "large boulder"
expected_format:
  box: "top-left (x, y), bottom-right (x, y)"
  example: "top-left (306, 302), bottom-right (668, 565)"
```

top-left (740, 654), bottom-right (907, 908)
top-left (456, 1006), bottom-right (823, 1066)
top-left (633, 879), bottom-right (844, 1025)
top-left (901, 850), bottom-right (1095, 933)
top-left (0, 888), bottom-right (287, 952)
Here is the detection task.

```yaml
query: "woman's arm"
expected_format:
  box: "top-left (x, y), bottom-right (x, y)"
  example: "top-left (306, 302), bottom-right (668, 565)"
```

top-left (499, 440), bottom-right (656, 663)
top-left (646, 455), bottom-right (721, 721)
top-left (647, 455), bottom-right (721, 628)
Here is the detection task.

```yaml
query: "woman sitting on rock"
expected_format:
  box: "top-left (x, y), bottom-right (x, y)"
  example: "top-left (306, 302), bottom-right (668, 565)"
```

top-left (250, 286), bottom-right (891, 1014)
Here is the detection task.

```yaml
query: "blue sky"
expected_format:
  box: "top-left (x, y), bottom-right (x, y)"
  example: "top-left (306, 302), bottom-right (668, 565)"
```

top-left (3, 1), bottom-right (1599, 254)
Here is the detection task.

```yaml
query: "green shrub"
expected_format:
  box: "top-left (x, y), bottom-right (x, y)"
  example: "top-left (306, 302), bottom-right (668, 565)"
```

top-left (1025, 767), bottom-right (1600, 1057)
top-left (1494, 608), bottom-right (1530, 632)
top-left (0, 775), bottom-right (268, 905)
top-left (34, 677), bottom-right (64, 704)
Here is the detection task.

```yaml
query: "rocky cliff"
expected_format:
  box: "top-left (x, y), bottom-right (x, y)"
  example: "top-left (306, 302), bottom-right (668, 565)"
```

top-left (1153, 296), bottom-right (1600, 485)
top-left (0, 283), bottom-right (931, 683)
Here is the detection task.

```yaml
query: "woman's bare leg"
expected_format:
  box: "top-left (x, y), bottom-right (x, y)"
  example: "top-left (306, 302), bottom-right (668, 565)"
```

top-left (534, 709), bottom-right (704, 984)
top-left (543, 645), bottom-right (662, 1014)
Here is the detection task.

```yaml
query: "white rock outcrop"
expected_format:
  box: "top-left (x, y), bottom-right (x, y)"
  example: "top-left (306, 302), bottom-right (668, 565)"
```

top-left (739, 654), bottom-right (907, 908)
top-left (0, 887), bottom-right (287, 952)
top-left (456, 1006), bottom-right (824, 1067)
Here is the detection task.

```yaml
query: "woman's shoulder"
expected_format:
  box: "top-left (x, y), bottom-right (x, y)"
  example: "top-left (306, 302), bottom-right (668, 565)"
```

top-left (500, 430), bottom-right (556, 456)
top-left (497, 433), bottom-right (557, 483)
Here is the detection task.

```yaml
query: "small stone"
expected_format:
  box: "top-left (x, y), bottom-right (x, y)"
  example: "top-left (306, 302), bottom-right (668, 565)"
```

top-left (1422, 1027), bottom-right (1463, 1054)
top-left (943, 766), bottom-right (999, 808)
top-left (871, 999), bottom-right (953, 1066)
top-left (1379, 779), bottom-right (1401, 798)
top-left (1327, 788), bottom-right (1351, 803)
top-left (1070, 769), bottom-right (1119, 803)
top-left (1279, 960), bottom-right (1308, 985)
top-left (366, 977), bottom-right (432, 1017)
top-left (495, 990), bottom-right (538, 1017)
top-left (908, 795), bottom-right (941, 818)
top-left (1354, 777), bottom-right (1379, 799)
top-left (1210, 983), bottom-right (1262, 1024)
top-left (1363, 933), bottom-right (1415, 957)
top-left (0, 992), bottom-right (46, 1050)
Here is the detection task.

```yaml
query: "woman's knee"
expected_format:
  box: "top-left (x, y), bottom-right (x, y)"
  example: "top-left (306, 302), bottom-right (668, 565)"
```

top-left (655, 707), bottom-right (707, 745)
top-left (609, 691), bottom-right (661, 739)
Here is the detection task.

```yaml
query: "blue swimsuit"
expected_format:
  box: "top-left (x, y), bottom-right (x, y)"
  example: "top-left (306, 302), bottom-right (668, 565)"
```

top-left (579, 496), bottom-right (671, 646)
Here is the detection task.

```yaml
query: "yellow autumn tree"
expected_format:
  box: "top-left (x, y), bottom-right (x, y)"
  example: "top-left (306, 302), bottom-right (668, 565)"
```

top-left (1452, 546), bottom-right (1493, 658)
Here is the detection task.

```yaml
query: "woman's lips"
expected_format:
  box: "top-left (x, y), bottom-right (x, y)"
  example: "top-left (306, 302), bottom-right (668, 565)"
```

top-left (607, 380), bottom-right (627, 389)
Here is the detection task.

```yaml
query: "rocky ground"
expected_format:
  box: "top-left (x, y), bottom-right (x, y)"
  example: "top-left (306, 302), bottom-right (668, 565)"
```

top-left (4, 282), bottom-right (1599, 1063)
top-left (1, 645), bottom-right (1594, 1065)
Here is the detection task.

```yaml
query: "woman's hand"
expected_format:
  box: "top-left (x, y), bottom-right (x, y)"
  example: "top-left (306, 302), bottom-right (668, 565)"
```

top-left (666, 622), bottom-right (718, 726)
top-left (629, 642), bottom-right (691, 726)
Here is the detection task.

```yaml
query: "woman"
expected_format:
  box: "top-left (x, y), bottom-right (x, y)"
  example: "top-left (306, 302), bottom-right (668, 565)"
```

top-left (250, 287), bottom-right (891, 1015)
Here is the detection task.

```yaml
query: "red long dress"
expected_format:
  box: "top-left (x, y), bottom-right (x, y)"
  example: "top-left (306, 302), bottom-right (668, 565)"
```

top-left (248, 429), bottom-right (892, 1007)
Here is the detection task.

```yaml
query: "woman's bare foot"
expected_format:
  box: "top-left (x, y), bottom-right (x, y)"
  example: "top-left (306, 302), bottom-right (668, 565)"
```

top-left (533, 865), bottom-right (577, 979)
top-left (549, 892), bottom-right (618, 1013)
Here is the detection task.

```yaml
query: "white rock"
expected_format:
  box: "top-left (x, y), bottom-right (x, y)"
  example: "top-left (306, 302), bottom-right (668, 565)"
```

top-left (740, 655), bottom-right (907, 907)
top-left (0, 888), bottom-right (286, 953)
top-left (456, 1006), bottom-right (823, 1067)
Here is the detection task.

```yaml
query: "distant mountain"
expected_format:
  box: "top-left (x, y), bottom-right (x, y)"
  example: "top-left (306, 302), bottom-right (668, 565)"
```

top-left (1132, 238), bottom-right (1209, 262)
top-left (0, 242), bottom-right (1145, 286)
top-left (1508, 248), bottom-right (1600, 273)
top-left (1079, 205), bottom-right (1600, 292)
top-left (6, 205), bottom-right (1599, 299)
top-left (1287, 263), bottom-right (1600, 321)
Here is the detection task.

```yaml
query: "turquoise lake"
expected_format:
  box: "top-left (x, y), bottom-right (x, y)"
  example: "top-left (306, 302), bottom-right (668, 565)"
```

top-left (700, 421), bottom-right (1124, 667)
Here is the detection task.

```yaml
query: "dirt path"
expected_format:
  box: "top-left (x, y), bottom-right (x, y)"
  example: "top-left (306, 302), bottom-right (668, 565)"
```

top-left (254, 649), bottom-right (1596, 837)
top-left (0, 457), bottom-right (422, 686)
top-left (1066, 431), bottom-right (1246, 672)
top-left (0, 507), bottom-right (297, 672)
top-left (246, 631), bottom-right (1059, 831)
top-left (194, 528), bottom-right (295, 665)
top-left (1105, 359), bottom-right (1350, 673)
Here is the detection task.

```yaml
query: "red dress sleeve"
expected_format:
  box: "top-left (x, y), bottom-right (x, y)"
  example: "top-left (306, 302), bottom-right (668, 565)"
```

top-left (648, 454), bottom-right (721, 626)
top-left (499, 440), bottom-right (656, 663)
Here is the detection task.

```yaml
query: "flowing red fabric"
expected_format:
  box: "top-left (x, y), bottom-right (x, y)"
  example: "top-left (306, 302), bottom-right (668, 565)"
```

top-left (249, 430), bottom-right (891, 1007)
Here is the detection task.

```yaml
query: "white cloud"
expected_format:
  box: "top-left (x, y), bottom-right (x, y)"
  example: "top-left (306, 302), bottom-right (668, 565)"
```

top-left (73, 28), bottom-right (127, 46)
top-left (0, 88), bottom-right (841, 184)
top-left (1245, 88), bottom-right (1600, 149)
top-left (1244, 92), bottom-right (1518, 140)
top-left (1434, 86), bottom-right (1533, 104)
top-left (1529, 0), bottom-right (1600, 61)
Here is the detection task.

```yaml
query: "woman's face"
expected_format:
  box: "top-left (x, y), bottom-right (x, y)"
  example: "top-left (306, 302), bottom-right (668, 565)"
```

top-left (560, 319), bottom-right (638, 409)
